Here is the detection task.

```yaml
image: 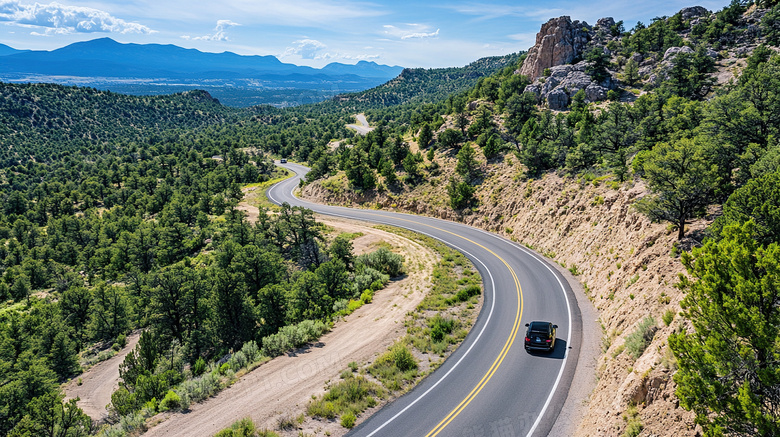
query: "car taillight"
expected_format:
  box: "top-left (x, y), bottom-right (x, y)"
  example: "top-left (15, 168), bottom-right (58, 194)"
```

top-left (525, 337), bottom-right (530, 342)
top-left (546, 339), bottom-right (551, 343)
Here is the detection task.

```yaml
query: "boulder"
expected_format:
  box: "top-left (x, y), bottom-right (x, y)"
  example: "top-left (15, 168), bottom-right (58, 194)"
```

top-left (663, 46), bottom-right (694, 60)
top-left (547, 89), bottom-right (570, 111)
top-left (680, 6), bottom-right (709, 21)
top-left (519, 16), bottom-right (591, 80)
top-left (586, 84), bottom-right (609, 102)
top-left (524, 62), bottom-right (614, 110)
top-left (596, 17), bottom-right (616, 30)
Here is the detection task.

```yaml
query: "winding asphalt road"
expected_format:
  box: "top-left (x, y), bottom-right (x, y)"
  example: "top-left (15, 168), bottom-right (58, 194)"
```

top-left (346, 113), bottom-right (374, 135)
top-left (268, 163), bottom-right (583, 437)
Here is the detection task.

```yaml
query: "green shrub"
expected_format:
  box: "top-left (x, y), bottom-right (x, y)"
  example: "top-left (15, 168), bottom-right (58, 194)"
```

top-left (429, 315), bottom-right (456, 342)
top-left (392, 344), bottom-right (417, 372)
top-left (356, 247), bottom-right (405, 277)
top-left (214, 417), bottom-right (280, 437)
top-left (622, 404), bottom-right (643, 437)
top-left (192, 357), bottom-right (206, 376)
top-left (118, 410), bottom-right (148, 434)
top-left (308, 376), bottom-right (384, 421)
top-left (333, 299), bottom-right (349, 314)
top-left (240, 341), bottom-right (261, 362)
top-left (662, 309), bottom-right (675, 326)
top-left (341, 412), bottom-right (357, 428)
top-left (229, 351), bottom-right (248, 370)
top-left (219, 363), bottom-right (231, 375)
top-left (308, 400), bottom-right (337, 419)
top-left (360, 289), bottom-right (374, 304)
top-left (451, 284), bottom-right (481, 303)
top-left (110, 387), bottom-right (138, 417)
top-left (347, 299), bottom-right (363, 313)
top-left (159, 390), bottom-right (181, 411)
top-left (144, 398), bottom-right (158, 413)
top-left (261, 320), bottom-right (328, 357)
top-left (623, 420), bottom-right (643, 437)
top-left (624, 316), bottom-right (657, 360)
top-left (353, 267), bottom-right (389, 296)
top-left (175, 371), bottom-right (221, 407)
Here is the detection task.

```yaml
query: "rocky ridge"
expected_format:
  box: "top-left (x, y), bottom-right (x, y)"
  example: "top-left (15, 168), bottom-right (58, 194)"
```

top-left (518, 4), bottom-right (772, 110)
top-left (519, 15), bottom-right (618, 110)
top-left (519, 16), bottom-right (592, 80)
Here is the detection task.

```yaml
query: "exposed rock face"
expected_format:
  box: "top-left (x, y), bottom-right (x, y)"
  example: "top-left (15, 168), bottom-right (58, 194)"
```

top-left (663, 46), bottom-right (694, 60)
top-left (680, 6), bottom-right (709, 20)
top-left (519, 16), bottom-right (591, 80)
top-left (596, 17), bottom-right (616, 30)
top-left (525, 62), bottom-right (614, 110)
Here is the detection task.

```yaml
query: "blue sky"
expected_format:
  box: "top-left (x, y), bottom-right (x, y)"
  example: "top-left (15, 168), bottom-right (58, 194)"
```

top-left (0, 0), bottom-right (729, 68)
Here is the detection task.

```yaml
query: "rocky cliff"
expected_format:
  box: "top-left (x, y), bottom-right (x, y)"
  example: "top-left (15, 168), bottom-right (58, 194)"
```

top-left (519, 16), bottom-right (592, 80)
top-left (519, 16), bottom-right (623, 109)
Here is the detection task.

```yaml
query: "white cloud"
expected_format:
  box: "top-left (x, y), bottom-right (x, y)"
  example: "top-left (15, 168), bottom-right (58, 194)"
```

top-left (0, 0), bottom-right (154, 35)
top-left (181, 20), bottom-right (240, 41)
top-left (446, 3), bottom-right (568, 21)
top-left (281, 38), bottom-right (379, 63)
top-left (384, 24), bottom-right (440, 41)
top-left (282, 38), bottom-right (327, 59)
top-left (228, 0), bottom-right (386, 26)
top-left (402, 29), bottom-right (439, 40)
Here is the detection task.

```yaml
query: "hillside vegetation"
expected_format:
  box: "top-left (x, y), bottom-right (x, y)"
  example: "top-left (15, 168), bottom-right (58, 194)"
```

top-left (298, 2), bottom-right (780, 436)
top-left (1, 1), bottom-right (779, 436)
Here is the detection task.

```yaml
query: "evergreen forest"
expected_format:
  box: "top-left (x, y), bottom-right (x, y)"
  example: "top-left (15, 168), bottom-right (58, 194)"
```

top-left (1, 1), bottom-right (780, 436)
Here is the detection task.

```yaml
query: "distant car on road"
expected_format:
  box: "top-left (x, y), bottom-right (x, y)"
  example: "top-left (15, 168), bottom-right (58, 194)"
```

top-left (280, 159), bottom-right (287, 163)
top-left (524, 321), bottom-right (557, 352)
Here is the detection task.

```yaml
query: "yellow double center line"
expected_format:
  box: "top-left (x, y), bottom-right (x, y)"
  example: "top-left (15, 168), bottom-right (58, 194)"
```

top-left (357, 212), bottom-right (524, 436)
top-left (427, 240), bottom-right (523, 436)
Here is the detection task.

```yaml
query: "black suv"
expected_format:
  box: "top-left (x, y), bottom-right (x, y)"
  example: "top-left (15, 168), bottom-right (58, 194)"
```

top-left (524, 321), bottom-right (557, 352)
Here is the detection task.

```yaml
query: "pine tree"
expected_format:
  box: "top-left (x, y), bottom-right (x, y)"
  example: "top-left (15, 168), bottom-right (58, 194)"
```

top-left (670, 221), bottom-right (780, 437)
top-left (622, 58), bottom-right (641, 86)
top-left (456, 144), bottom-right (480, 181)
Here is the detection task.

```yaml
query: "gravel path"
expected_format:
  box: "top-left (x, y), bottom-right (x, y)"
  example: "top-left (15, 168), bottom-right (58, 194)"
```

top-left (143, 216), bottom-right (438, 436)
top-left (63, 331), bottom-right (142, 421)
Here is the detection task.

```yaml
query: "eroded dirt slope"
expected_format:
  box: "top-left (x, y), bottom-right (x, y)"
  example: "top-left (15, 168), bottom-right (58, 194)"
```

top-left (301, 154), bottom-right (709, 436)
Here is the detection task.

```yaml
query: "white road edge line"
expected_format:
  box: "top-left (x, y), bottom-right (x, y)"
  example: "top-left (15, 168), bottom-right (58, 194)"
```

top-left (269, 167), bottom-right (501, 435)
top-left (460, 225), bottom-right (573, 436)
top-left (268, 165), bottom-right (573, 436)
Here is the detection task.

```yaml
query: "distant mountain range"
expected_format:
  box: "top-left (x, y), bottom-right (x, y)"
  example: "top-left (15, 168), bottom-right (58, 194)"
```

top-left (0, 38), bottom-right (404, 107)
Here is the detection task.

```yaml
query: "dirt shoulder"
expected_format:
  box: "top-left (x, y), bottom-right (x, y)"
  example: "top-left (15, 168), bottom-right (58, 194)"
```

top-left (63, 331), bottom-right (142, 421)
top-left (144, 215), bottom-right (439, 436)
top-left (300, 161), bottom-right (708, 436)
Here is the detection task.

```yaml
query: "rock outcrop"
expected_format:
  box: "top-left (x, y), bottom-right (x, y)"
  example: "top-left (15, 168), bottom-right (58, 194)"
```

top-left (519, 16), bottom-right (592, 80)
top-left (525, 62), bottom-right (614, 110)
top-left (680, 6), bottom-right (709, 20)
